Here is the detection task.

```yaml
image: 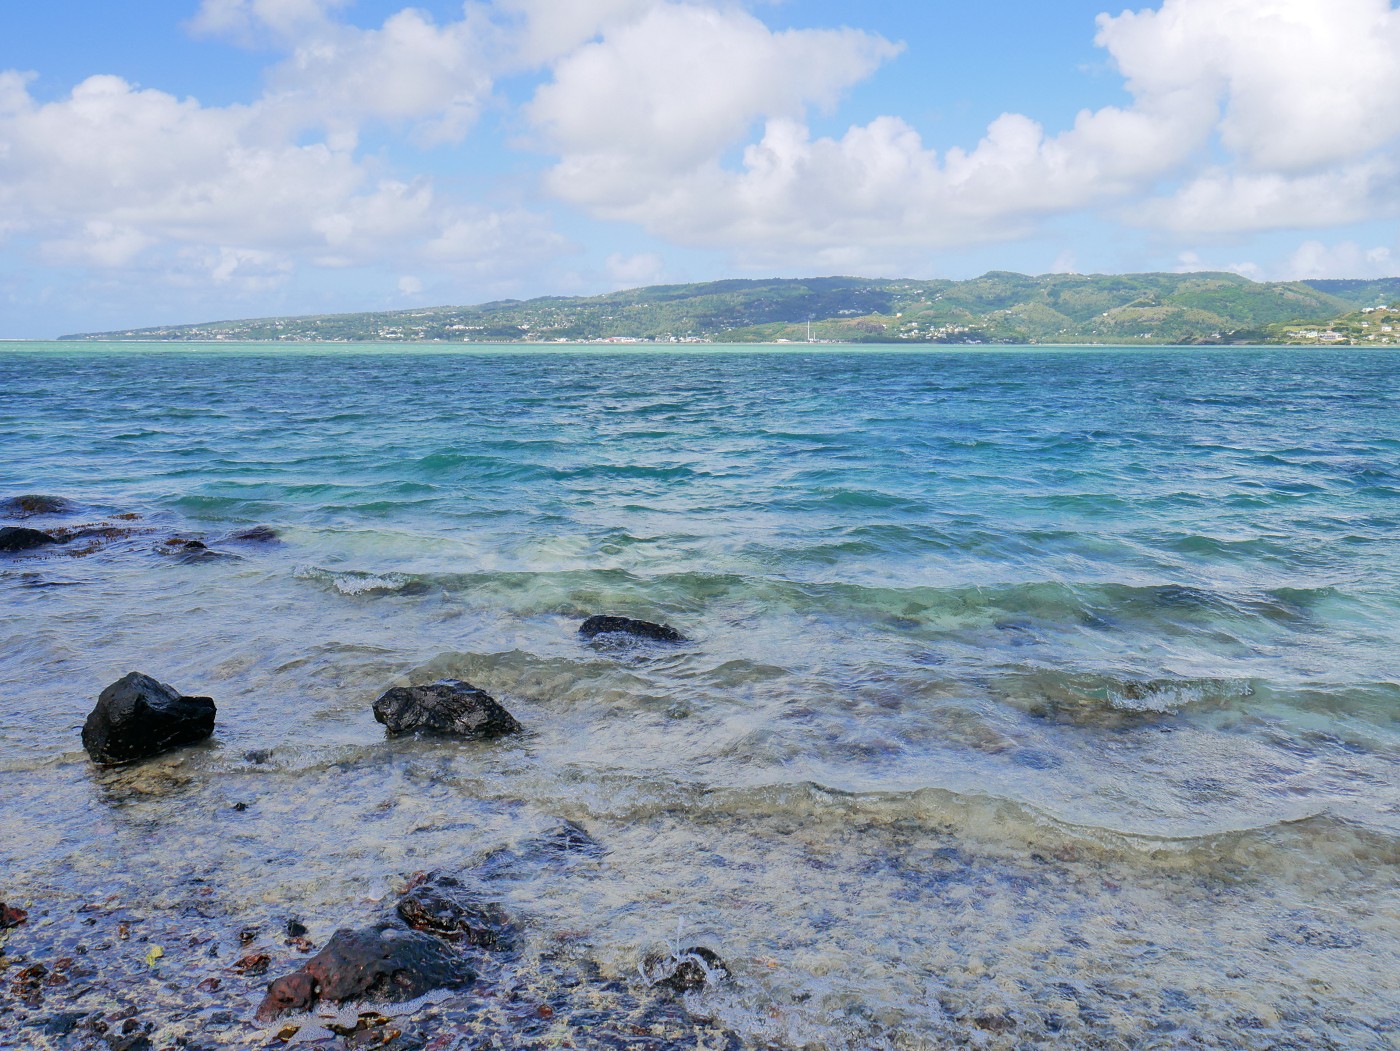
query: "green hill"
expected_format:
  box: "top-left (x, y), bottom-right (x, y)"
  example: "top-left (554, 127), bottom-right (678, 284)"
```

top-left (60, 271), bottom-right (1377, 345)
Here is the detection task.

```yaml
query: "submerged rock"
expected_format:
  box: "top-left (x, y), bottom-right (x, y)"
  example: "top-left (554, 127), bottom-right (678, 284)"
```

top-left (158, 537), bottom-right (240, 563)
top-left (373, 680), bottom-right (522, 739)
top-left (641, 946), bottom-right (729, 992)
top-left (81, 672), bottom-right (217, 766)
top-left (1, 495), bottom-right (75, 518)
top-left (256, 922), bottom-right (474, 1022)
top-left (476, 820), bottom-right (606, 882)
top-left (0, 526), bottom-right (62, 553)
top-left (228, 525), bottom-right (280, 543)
top-left (579, 615), bottom-right (687, 643)
top-left (396, 875), bottom-right (515, 950)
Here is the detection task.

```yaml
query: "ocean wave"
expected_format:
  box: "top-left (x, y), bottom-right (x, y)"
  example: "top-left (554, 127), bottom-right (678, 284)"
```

top-left (988, 669), bottom-right (1254, 723)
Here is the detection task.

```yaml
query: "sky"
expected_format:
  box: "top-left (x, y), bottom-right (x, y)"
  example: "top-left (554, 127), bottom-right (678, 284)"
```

top-left (2, 0), bottom-right (1399, 336)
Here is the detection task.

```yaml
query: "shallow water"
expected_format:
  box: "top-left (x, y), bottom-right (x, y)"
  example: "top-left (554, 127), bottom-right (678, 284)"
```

top-left (2, 343), bottom-right (1398, 1049)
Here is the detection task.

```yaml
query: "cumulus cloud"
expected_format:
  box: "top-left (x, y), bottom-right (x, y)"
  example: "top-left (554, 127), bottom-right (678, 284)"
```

top-left (1110, 0), bottom-right (1400, 234)
top-left (0, 73), bottom-right (429, 271)
top-left (1099, 0), bottom-right (1400, 174)
top-left (525, 0), bottom-right (1400, 264)
top-left (188, 0), bottom-right (348, 45)
top-left (1136, 161), bottom-right (1400, 234)
top-left (605, 251), bottom-right (666, 287)
top-left (1284, 239), bottom-right (1396, 280)
top-left (0, 5), bottom-right (558, 294)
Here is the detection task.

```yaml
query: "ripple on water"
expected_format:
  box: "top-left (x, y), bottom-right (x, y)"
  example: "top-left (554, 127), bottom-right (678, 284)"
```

top-left (4, 346), bottom-right (1400, 1048)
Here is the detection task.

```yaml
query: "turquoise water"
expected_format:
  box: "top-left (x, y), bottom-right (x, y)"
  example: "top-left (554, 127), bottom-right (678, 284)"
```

top-left (2, 343), bottom-right (1398, 1048)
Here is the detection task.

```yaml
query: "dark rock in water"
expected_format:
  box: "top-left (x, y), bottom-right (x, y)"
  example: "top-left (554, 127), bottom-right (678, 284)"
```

top-left (373, 680), bottom-right (522, 739)
top-left (1, 901), bottom-right (28, 928)
top-left (81, 672), bottom-right (217, 766)
top-left (228, 525), bottom-right (280, 543)
top-left (579, 615), bottom-right (687, 643)
top-left (475, 820), bottom-right (605, 883)
top-left (642, 947), bottom-right (729, 992)
top-left (158, 536), bottom-right (240, 563)
top-left (40, 1012), bottom-right (86, 1038)
top-left (535, 819), bottom-right (605, 859)
top-left (255, 922), bottom-right (474, 1022)
top-left (1, 495), bottom-right (74, 518)
top-left (0, 526), bottom-right (62, 553)
top-left (1009, 747), bottom-right (1062, 771)
top-left (396, 875), bottom-right (515, 950)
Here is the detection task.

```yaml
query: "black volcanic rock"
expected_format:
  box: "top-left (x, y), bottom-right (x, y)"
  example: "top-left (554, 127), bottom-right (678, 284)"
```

top-left (0, 526), bottom-right (62, 553)
top-left (256, 922), bottom-right (474, 1022)
top-left (397, 875), bottom-right (516, 950)
top-left (642, 946), bottom-right (729, 991)
top-left (1, 495), bottom-right (74, 518)
top-left (578, 615), bottom-right (687, 643)
top-left (373, 680), bottom-right (522, 739)
top-left (81, 672), bottom-right (216, 765)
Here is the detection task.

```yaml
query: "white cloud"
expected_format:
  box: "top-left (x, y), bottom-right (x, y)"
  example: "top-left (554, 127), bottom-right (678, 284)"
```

top-left (260, 8), bottom-right (497, 147)
top-left (529, 4), bottom-right (900, 177)
top-left (397, 274), bottom-right (424, 296)
top-left (497, 0), bottom-right (660, 67)
top-left (1135, 161), bottom-right (1400, 234)
top-left (1098, 0), bottom-right (1400, 175)
top-left (525, 0), bottom-right (1400, 265)
top-left (1284, 239), bottom-right (1396, 280)
top-left (605, 251), bottom-right (665, 287)
top-left (188, 0), bottom-right (348, 45)
top-left (0, 69), bottom-right (558, 287)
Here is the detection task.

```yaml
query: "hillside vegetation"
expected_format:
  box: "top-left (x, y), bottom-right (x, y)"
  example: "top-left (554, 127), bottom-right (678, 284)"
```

top-left (62, 272), bottom-right (1400, 345)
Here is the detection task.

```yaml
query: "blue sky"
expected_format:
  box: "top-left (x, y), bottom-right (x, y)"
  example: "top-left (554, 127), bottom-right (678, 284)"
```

top-left (2, 0), bottom-right (1398, 336)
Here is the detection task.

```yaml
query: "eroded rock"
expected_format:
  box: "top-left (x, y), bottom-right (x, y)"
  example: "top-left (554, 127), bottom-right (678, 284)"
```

top-left (256, 923), bottom-right (474, 1022)
top-left (579, 615), bottom-right (687, 643)
top-left (81, 672), bottom-right (217, 766)
top-left (372, 680), bottom-right (522, 739)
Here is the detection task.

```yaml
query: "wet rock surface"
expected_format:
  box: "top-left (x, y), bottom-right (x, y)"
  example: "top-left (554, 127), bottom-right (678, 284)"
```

top-left (2, 901), bottom-right (28, 928)
top-left (1, 494), bottom-right (75, 518)
top-left (81, 673), bottom-right (217, 766)
top-left (642, 946), bottom-right (729, 992)
top-left (0, 526), bottom-right (62, 553)
top-left (372, 679), bottom-right (522, 739)
top-left (579, 615), bottom-right (688, 643)
top-left (396, 875), bottom-right (516, 950)
top-left (256, 922), bottom-right (475, 1021)
top-left (0, 884), bottom-right (744, 1051)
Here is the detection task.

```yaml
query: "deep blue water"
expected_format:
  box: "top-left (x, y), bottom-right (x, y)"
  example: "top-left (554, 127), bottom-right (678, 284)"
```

top-left (2, 344), bottom-right (1398, 1049)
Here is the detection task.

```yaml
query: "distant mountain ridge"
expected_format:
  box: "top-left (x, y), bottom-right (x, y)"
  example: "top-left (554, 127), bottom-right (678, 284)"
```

top-left (62, 272), bottom-right (1400, 345)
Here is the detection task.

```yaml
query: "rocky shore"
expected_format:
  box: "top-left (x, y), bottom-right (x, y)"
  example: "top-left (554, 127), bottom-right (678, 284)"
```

top-left (4, 494), bottom-right (737, 1050)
